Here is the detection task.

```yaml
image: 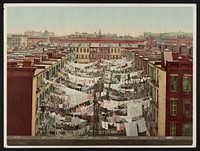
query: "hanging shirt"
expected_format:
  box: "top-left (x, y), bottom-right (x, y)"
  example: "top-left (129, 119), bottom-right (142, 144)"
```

top-left (71, 115), bottom-right (76, 126)
top-left (87, 125), bottom-right (90, 132)
top-left (137, 117), bottom-right (147, 133)
top-left (102, 121), bottom-right (105, 129)
top-left (124, 122), bottom-right (138, 136)
top-left (116, 123), bottom-right (120, 131)
top-left (105, 122), bottom-right (109, 130)
top-left (127, 101), bottom-right (142, 118)
top-left (75, 116), bottom-right (81, 126)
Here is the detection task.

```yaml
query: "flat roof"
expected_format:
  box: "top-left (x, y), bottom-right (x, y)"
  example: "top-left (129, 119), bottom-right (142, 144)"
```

top-left (33, 64), bottom-right (52, 68)
top-left (34, 68), bottom-right (44, 76)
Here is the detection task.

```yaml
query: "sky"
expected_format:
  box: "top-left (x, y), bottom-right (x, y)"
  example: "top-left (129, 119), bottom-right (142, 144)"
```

top-left (5, 4), bottom-right (195, 37)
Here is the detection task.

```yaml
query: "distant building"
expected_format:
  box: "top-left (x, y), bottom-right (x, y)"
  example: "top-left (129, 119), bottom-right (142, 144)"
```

top-left (24, 30), bottom-right (55, 38)
top-left (77, 43), bottom-right (90, 63)
top-left (7, 34), bottom-right (27, 50)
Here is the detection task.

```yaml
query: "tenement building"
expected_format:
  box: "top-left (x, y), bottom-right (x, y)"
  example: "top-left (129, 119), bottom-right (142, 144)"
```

top-left (134, 44), bottom-right (193, 136)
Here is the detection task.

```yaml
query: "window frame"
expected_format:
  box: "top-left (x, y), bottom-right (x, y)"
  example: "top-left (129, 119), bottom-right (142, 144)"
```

top-left (170, 122), bottom-right (177, 136)
top-left (182, 75), bottom-right (192, 92)
top-left (170, 74), bottom-right (178, 92)
top-left (170, 99), bottom-right (177, 116)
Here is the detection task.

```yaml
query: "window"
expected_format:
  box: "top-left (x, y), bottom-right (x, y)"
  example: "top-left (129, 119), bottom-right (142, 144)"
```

top-left (183, 76), bottom-right (192, 92)
top-left (170, 100), bottom-right (177, 116)
top-left (170, 123), bottom-right (176, 136)
top-left (182, 100), bottom-right (192, 117)
top-left (182, 124), bottom-right (192, 136)
top-left (170, 76), bottom-right (178, 91)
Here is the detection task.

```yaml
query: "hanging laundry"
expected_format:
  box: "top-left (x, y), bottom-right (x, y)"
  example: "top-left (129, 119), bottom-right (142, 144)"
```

top-left (127, 100), bottom-right (143, 118)
top-left (137, 117), bottom-right (147, 133)
top-left (87, 125), bottom-right (90, 132)
top-left (116, 123), bottom-right (120, 131)
top-left (124, 122), bottom-right (138, 136)
top-left (102, 121), bottom-right (105, 129)
top-left (120, 123), bottom-right (125, 131)
top-left (71, 115), bottom-right (76, 126)
top-left (75, 116), bottom-right (81, 126)
top-left (59, 104), bottom-right (63, 108)
top-left (105, 122), bottom-right (109, 130)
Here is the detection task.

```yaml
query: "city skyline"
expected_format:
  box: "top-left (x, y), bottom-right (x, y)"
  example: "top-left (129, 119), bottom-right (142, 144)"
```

top-left (5, 4), bottom-right (195, 37)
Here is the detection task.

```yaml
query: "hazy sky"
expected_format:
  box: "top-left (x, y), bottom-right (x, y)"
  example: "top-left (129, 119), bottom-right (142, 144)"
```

top-left (5, 4), bottom-right (195, 36)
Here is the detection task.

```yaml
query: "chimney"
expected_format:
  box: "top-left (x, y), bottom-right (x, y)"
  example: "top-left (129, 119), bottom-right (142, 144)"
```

top-left (34, 58), bottom-right (41, 64)
top-left (161, 49), bottom-right (173, 68)
top-left (47, 52), bottom-right (53, 58)
top-left (42, 55), bottom-right (48, 61)
top-left (7, 61), bottom-right (18, 67)
top-left (23, 60), bottom-right (33, 67)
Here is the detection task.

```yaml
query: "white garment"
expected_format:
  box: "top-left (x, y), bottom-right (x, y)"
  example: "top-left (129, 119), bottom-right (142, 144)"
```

top-left (74, 116), bottom-right (81, 126)
top-left (116, 123), bottom-right (120, 131)
top-left (87, 125), bottom-right (90, 132)
top-left (105, 122), bottom-right (109, 130)
top-left (110, 117), bottom-right (115, 125)
top-left (102, 121), bottom-right (105, 129)
top-left (127, 101), bottom-right (142, 118)
top-left (124, 122), bottom-right (138, 136)
top-left (59, 104), bottom-right (63, 108)
top-left (55, 114), bottom-right (62, 124)
top-left (71, 116), bottom-right (75, 126)
top-left (137, 118), bottom-right (147, 133)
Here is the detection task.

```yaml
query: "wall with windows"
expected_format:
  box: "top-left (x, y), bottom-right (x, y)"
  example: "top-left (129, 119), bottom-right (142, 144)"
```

top-left (165, 61), bottom-right (192, 136)
top-left (77, 47), bottom-right (90, 63)
top-left (109, 47), bottom-right (121, 60)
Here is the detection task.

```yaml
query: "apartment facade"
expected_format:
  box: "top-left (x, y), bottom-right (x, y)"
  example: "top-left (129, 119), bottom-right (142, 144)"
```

top-left (76, 43), bottom-right (90, 63)
top-left (163, 54), bottom-right (193, 136)
top-left (7, 50), bottom-right (70, 136)
top-left (134, 48), bottom-right (193, 136)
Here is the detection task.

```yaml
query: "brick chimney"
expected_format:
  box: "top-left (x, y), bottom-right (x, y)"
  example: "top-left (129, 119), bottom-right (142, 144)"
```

top-left (23, 60), bottom-right (33, 67)
top-left (7, 61), bottom-right (18, 67)
top-left (42, 55), bottom-right (48, 61)
top-left (47, 52), bottom-right (53, 58)
top-left (34, 58), bottom-right (41, 64)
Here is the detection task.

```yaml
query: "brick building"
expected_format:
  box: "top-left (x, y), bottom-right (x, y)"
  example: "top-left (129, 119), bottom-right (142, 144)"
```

top-left (7, 50), bottom-right (70, 136)
top-left (134, 48), bottom-right (193, 136)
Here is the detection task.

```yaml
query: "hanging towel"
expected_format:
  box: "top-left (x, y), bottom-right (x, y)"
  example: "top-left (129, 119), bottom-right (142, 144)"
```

top-left (127, 101), bottom-right (143, 118)
top-left (125, 122), bottom-right (138, 136)
top-left (105, 122), bottom-right (109, 130)
top-left (137, 117), bottom-right (147, 133)
top-left (102, 121), bottom-right (105, 129)
top-left (87, 125), bottom-right (90, 132)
